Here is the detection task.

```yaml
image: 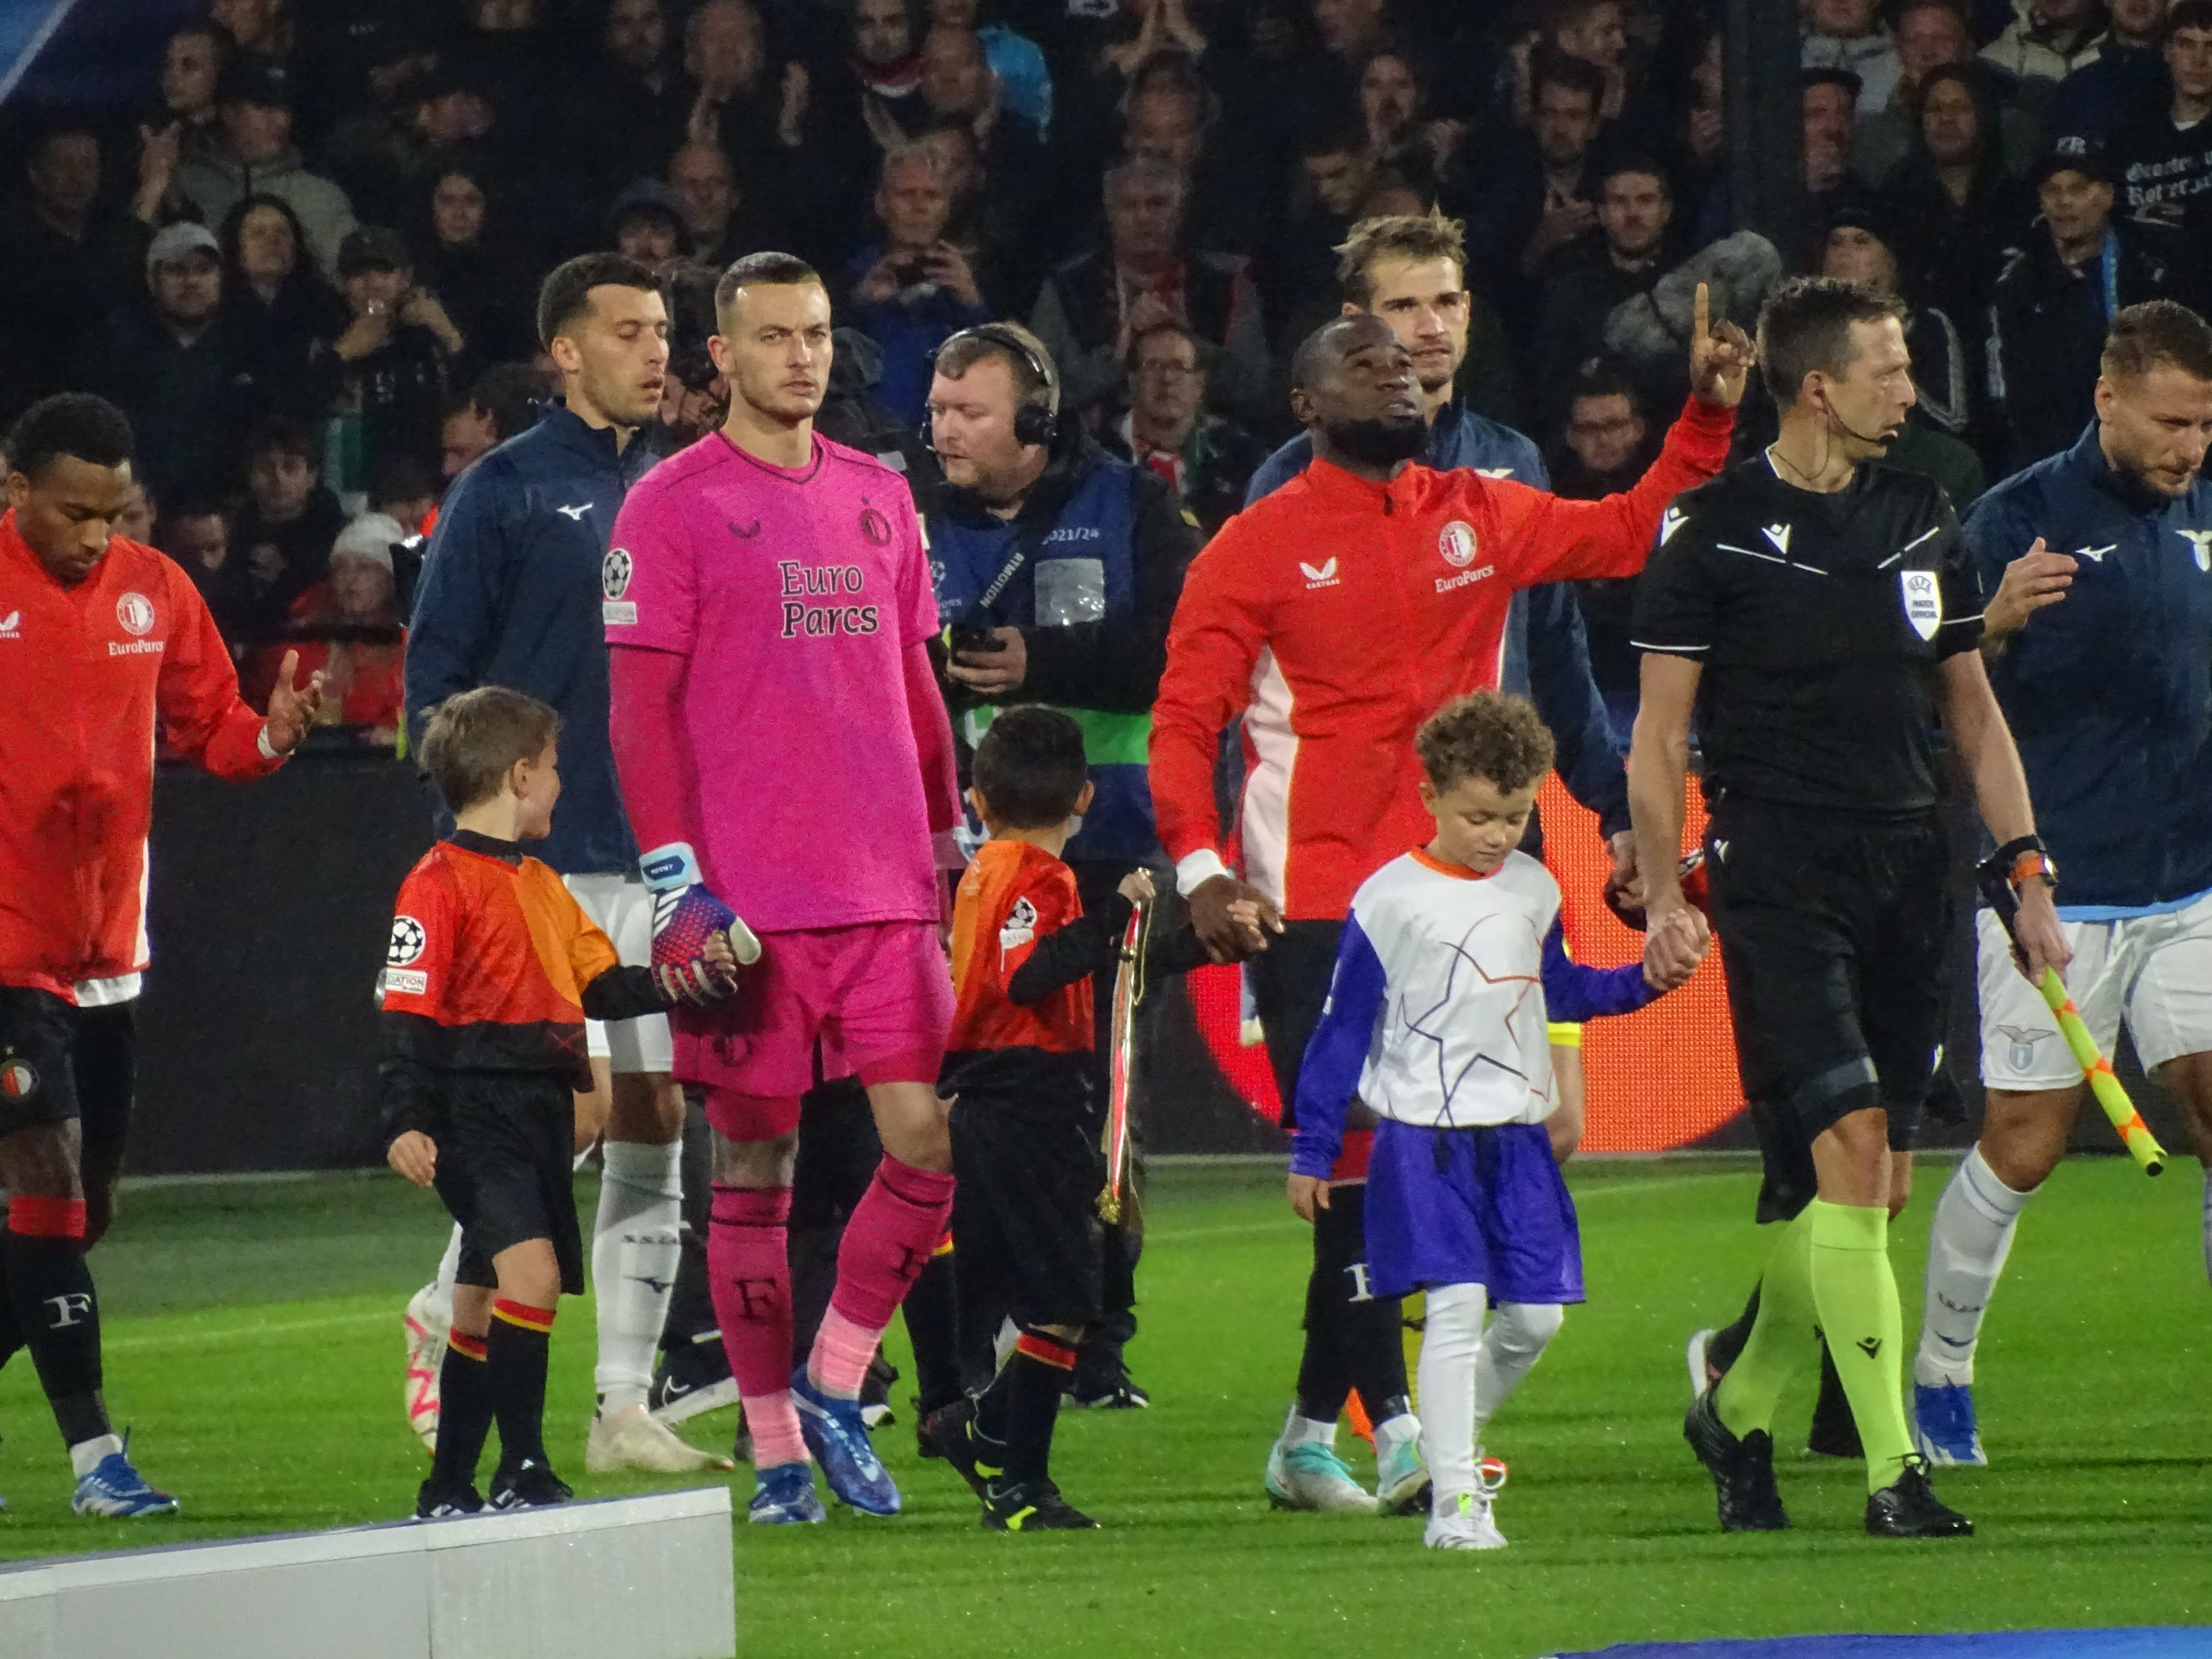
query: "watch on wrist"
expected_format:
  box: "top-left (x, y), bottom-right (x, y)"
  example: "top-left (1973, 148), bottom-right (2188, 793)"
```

top-left (1987, 834), bottom-right (2057, 895)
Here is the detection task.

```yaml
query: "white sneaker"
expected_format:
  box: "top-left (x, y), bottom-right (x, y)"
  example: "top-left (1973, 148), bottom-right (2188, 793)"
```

top-left (587, 1403), bottom-right (736, 1474)
top-left (1264, 1440), bottom-right (1378, 1513)
top-left (404, 1283), bottom-right (448, 1452)
top-left (1423, 1455), bottom-right (1509, 1551)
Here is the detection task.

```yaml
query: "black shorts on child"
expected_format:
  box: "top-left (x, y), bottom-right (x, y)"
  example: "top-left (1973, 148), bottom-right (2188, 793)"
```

top-left (949, 1096), bottom-right (1105, 1329)
top-left (429, 1072), bottom-right (586, 1294)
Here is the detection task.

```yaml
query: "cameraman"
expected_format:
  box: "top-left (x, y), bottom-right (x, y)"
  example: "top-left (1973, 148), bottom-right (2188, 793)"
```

top-left (924, 321), bottom-right (1202, 1408)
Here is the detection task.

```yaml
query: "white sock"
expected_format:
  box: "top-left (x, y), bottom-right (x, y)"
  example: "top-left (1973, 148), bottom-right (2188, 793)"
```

top-left (2201, 1169), bottom-right (2210, 1288)
top-left (592, 1139), bottom-right (684, 1413)
top-left (1914, 1145), bottom-right (2032, 1388)
top-left (70, 1433), bottom-right (123, 1480)
top-left (1472, 1301), bottom-right (1564, 1437)
top-left (1373, 1410), bottom-right (1420, 1454)
top-left (429, 1224), bottom-right (463, 1328)
top-left (1278, 1403), bottom-right (1335, 1448)
top-left (1417, 1282), bottom-right (1487, 1517)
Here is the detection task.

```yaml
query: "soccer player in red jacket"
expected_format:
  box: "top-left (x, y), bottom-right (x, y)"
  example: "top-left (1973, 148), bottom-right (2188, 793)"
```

top-left (0, 395), bottom-right (323, 1516)
top-left (1149, 300), bottom-right (1751, 1512)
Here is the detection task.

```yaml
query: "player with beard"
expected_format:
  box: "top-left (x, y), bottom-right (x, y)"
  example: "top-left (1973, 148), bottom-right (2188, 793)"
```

top-left (1150, 300), bottom-right (1749, 1514)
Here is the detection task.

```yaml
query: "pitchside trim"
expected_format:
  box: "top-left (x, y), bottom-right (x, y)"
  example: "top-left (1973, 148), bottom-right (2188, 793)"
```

top-left (1556, 1630), bottom-right (2212, 1657)
top-left (0, 1487), bottom-right (734, 1659)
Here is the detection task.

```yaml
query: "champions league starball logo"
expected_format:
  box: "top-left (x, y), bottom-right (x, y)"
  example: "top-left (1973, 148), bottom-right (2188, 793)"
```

top-left (601, 548), bottom-right (632, 601)
top-left (387, 916), bottom-right (427, 967)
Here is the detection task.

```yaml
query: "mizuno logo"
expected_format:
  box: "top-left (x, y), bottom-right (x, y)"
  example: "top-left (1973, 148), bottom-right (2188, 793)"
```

top-left (630, 1276), bottom-right (674, 1294)
top-left (555, 502), bottom-right (593, 520)
top-left (2181, 529), bottom-right (2212, 571)
top-left (1658, 506), bottom-right (1687, 546)
top-left (1300, 558), bottom-right (1340, 588)
top-left (2074, 544), bottom-right (2115, 563)
top-left (1762, 522), bottom-right (1793, 556)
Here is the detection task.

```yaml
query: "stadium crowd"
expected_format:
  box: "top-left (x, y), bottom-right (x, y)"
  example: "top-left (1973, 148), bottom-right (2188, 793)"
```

top-left (5, 0), bottom-right (2212, 751)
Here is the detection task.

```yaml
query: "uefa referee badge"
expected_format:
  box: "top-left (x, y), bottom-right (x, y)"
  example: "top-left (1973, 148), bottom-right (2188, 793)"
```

top-left (1900, 569), bottom-right (1941, 641)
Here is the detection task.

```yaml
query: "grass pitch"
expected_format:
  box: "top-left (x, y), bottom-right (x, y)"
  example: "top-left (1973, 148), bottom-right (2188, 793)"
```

top-left (0, 1156), bottom-right (2205, 1658)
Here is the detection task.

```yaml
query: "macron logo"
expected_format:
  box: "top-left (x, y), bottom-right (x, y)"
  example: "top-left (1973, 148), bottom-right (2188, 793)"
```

top-left (0, 611), bottom-right (18, 640)
top-left (1659, 506), bottom-right (1687, 546)
top-left (1300, 558), bottom-right (1340, 589)
top-left (555, 502), bottom-right (593, 521)
top-left (1761, 522), bottom-right (1793, 556)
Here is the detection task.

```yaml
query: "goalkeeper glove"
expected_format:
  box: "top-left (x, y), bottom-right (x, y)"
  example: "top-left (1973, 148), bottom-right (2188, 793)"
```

top-left (641, 842), bottom-right (762, 1005)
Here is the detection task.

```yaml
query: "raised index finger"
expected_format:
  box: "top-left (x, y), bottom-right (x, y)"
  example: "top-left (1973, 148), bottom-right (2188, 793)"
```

top-left (1694, 282), bottom-right (1711, 341)
top-left (277, 648), bottom-right (300, 692)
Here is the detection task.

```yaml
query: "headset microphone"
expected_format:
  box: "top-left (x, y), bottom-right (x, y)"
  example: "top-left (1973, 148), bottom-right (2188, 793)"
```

top-left (1820, 390), bottom-right (1890, 448)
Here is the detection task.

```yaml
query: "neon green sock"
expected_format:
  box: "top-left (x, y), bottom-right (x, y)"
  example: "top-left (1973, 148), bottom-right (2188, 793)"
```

top-left (1806, 1199), bottom-right (1912, 1491)
top-left (1715, 1207), bottom-right (1819, 1440)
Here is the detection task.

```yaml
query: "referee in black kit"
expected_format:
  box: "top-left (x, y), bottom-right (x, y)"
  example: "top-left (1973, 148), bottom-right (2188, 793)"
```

top-left (1626, 278), bottom-right (2071, 1539)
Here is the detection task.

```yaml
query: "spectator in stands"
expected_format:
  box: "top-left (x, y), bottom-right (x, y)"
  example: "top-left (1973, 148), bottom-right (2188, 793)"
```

top-left (317, 227), bottom-right (462, 476)
top-left (680, 0), bottom-right (808, 187)
top-left (160, 21), bottom-right (230, 144)
top-left (1804, 0), bottom-right (1906, 120)
top-left (1473, 50), bottom-right (1606, 293)
top-left (74, 224), bottom-right (269, 501)
top-left (1802, 67), bottom-right (1873, 228)
top-left (927, 0), bottom-right (1052, 140)
top-left (181, 56), bottom-right (358, 278)
top-left (1672, 25), bottom-right (1732, 250)
top-left (1540, 0), bottom-right (1635, 124)
top-left (159, 490), bottom-right (243, 634)
top-left (0, 123), bottom-right (156, 400)
top-left (1356, 39), bottom-right (1467, 188)
top-left (1991, 139), bottom-right (2187, 465)
top-left (231, 416), bottom-right (348, 638)
top-left (842, 0), bottom-right (926, 139)
top-left (1122, 51), bottom-right (1260, 258)
top-left (211, 0), bottom-right (289, 60)
top-left (1982, 0), bottom-right (2112, 89)
top-left (372, 454), bottom-right (441, 539)
top-left (916, 20), bottom-right (1049, 245)
top-left (2111, 2), bottom-right (2212, 250)
top-left (2050, 0), bottom-right (2174, 139)
top-left (320, 20), bottom-right (446, 225)
top-left (1878, 65), bottom-right (2036, 329)
top-left (1531, 155), bottom-right (1679, 433)
top-left (1267, 116), bottom-right (1380, 348)
top-left (117, 479), bottom-right (157, 547)
top-left (668, 137), bottom-right (759, 267)
top-left (1854, 2), bottom-right (2039, 183)
top-left (1819, 206), bottom-right (1988, 503)
top-left (441, 381), bottom-right (521, 482)
top-left (565, 0), bottom-right (686, 202)
top-left (245, 513), bottom-right (408, 747)
top-left (414, 162), bottom-right (533, 370)
top-left (1101, 322), bottom-right (1266, 536)
top-left (1550, 365), bottom-right (1654, 498)
top-left (1030, 153), bottom-right (1270, 419)
top-left (218, 193), bottom-right (344, 418)
top-left (844, 146), bottom-right (991, 426)
top-left (609, 178), bottom-right (694, 265)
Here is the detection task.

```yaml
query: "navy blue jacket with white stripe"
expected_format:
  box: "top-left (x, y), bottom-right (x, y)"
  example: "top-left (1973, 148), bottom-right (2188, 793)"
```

top-left (404, 406), bottom-right (661, 875)
top-left (1964, 424), bottom-right (2212, 915)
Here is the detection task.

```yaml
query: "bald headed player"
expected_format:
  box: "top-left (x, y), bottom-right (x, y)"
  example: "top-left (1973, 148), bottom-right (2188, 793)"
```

top-left (1151, 298), bottom-right (1751, 1514)
top-left (605, 253), bottom-right (961, 1525)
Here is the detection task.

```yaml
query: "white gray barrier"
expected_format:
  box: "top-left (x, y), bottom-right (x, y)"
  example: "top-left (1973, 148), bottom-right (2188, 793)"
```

top-left (0, 1486), bottom-right (735, 1659)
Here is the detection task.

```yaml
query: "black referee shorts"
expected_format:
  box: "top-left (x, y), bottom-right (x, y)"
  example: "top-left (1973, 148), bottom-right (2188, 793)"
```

top-left (1703, 801), bottom-right (1949, 1224)
top-left (949, 1097), bottom-right (1105, 1330)
top-left (430, 1073), bottom-right (586, 1296)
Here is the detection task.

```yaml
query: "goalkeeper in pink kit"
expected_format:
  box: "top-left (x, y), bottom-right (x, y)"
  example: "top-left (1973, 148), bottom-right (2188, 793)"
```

top-left (605, 253), bottom-right (961, 1523)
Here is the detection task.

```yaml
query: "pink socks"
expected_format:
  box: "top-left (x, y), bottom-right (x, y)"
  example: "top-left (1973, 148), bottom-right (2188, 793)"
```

top-left (707, 1183), bottom-right (805, 1469)
top-left (808, 1156), bottom-right (956, 1399)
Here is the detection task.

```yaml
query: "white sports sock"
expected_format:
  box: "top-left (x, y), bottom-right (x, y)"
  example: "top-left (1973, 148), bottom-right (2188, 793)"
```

top-left (1417, 1282), bottom-right (1487, 1517)
top-left (1373, 1410), bottom-right (1419, 1453)
top-left (429, 1224), bottom-right (463, 1328)
top-left (592, 1139), bottom-right (684, 1412)
top-left (69, 1433), bottom-right (123, 1480)
top-left (1914, 1145), bottom-right (2031, 1388)
top-left (1472, 1301), bottom-right (1564, 1435)
top-left (1278, 1403), bottom-right (1335, 1448)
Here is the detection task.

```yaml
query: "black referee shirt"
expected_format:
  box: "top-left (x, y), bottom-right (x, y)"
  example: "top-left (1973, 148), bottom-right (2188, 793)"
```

top-left (1631, 455), bottom-right (1983, 817)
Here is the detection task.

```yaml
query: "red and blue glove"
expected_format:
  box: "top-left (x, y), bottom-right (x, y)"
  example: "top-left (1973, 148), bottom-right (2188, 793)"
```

top-left (642, 842), bottom-right (762, 1004)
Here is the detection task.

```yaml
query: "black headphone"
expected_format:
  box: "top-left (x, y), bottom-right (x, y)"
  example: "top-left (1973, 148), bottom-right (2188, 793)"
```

top-left (925, 324), bottom-right (1060, 452)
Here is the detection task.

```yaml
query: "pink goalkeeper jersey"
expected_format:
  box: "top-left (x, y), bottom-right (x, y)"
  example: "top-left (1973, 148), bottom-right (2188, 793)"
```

top-left (606, 432), bottom-right (941, 933)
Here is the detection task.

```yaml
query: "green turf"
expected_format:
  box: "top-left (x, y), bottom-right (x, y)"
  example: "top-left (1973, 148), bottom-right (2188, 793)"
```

top-left (1, 1156), bottom-right (2206, 1657)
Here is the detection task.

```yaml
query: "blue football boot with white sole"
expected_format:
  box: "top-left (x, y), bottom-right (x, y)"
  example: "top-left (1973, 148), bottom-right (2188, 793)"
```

top-left (791, 1365), bottom-right (900, 1514)
top-left (1912, 1380), bottom-right (1987, 1467)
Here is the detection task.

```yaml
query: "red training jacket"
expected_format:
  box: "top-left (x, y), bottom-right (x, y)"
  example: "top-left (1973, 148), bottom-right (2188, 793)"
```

top-left (0, 512), bottom-right (280, 1000)
top-left (1149, 397), bottom-right (1733, 922)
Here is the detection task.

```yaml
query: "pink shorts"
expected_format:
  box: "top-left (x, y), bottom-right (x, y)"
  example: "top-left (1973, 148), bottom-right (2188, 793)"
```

top-left (677, 921), bottom-right (953, 1140)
